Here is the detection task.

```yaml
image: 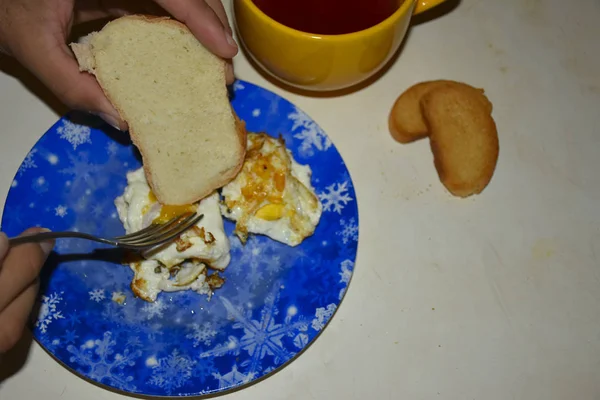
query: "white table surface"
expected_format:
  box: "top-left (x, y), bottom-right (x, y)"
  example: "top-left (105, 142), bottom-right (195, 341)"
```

top-left (1, 0), bottom-right (600, 399)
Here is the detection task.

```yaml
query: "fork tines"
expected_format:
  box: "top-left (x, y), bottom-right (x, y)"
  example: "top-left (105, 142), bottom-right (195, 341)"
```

top-left (115, 212), bottom-right (204, 249)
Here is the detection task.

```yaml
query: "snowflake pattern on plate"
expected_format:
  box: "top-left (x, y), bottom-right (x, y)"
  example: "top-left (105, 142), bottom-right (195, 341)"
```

top-left (35, 292), bottom-right (65, 333)
top-left (56, 119), bottom-right (92, 150)
top-left (288, 107), bottom-right (332, 157)
top-left (18, 149), bottom-right (38, 176)
top-left (67, 331), bottom-right (142, 391)
top-left (1, 80), bottom-right (359, 397)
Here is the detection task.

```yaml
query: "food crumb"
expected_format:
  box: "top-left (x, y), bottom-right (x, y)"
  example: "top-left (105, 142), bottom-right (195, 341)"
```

top-left (112, 291), bottom-right (126, 305)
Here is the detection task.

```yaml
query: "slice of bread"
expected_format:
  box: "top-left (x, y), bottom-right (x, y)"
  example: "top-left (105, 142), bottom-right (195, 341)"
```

top-left (388, 80), bottom-right (453, 143)
top-left (71, 15), bottom-right (246, 205)
top-left (421, 83), bottom-right (499, 198)
top-left (388, 80), bottom-right (492, 144)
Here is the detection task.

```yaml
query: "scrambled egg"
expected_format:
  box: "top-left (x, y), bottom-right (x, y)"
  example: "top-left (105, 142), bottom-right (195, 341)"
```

top-left (114, 168), bottom-right (230, 302)
top-left (220, 133), bottom-right (322, 246)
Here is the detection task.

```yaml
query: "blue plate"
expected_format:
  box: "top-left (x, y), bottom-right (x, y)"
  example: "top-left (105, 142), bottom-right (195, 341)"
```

top-left (1, 80), bottom-right (358, 397)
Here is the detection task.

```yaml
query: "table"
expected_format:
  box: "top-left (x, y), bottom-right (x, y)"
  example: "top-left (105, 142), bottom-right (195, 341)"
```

top-left (1, 0), bottom-right (599, 398)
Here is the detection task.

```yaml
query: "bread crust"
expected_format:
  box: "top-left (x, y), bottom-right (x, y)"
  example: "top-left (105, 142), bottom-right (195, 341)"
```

top-left (421, 83), bottom-right (499, 197)
top-left (388, 79), bottom-right (493, 144)
top-left (388, 80), bottom-right (454, 143)
top-left (70, 14), bottom-right (247, 206)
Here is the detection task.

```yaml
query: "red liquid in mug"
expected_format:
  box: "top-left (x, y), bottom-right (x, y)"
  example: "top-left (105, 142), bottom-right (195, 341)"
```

top-left (251, 0), bottom-right (400, 35)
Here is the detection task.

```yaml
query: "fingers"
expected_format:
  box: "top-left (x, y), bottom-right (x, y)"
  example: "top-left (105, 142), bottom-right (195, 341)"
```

top-left (0, 228), bottom-right (54, 312)
top-left (154, 0), bottom-right (238, 59)
top-left (0, 233), bottom-right (8, 262)
top-left (13, 30), bottom-right (127, 130)
top-left (205, 0), bottom-right (236, 85)
top-left (74, 0), bottom-right (165, 24)
top-left (74, 0), bottom-right (237, 88)
top-left (0, 280), bottom-right (39, 353)
top-left (74, 9), bottom-right (128, 24)
top-left (204, 0), bottom-right (232, 34)
top-left (225, 61), bottom-right (234, 85)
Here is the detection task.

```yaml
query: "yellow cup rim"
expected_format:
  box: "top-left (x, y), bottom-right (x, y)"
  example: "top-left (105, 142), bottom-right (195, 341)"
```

top-left (238, 0), bottom-right (415, 40)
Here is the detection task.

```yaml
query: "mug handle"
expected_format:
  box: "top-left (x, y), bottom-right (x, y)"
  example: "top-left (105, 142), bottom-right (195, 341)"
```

top-left (413, 0), bottom-right (447, 15)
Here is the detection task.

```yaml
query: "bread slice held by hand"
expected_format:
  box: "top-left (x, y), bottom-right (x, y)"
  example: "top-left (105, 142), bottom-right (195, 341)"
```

top-left (70, 15), bottom-right (246, 205)
top-left (421, 83), bottom-right (499, 198)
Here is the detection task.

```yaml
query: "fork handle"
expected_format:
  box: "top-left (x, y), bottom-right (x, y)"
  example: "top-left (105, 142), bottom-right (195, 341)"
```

top-left (8, 232), bottom-right (118, 247)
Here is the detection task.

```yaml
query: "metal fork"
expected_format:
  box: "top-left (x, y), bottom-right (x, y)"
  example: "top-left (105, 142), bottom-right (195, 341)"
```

top-left (8, 212), bottom-right (204, 250)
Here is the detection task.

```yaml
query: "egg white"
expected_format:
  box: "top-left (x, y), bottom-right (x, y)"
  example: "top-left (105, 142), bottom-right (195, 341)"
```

top-left (129, 259), bottom-right (213, 303)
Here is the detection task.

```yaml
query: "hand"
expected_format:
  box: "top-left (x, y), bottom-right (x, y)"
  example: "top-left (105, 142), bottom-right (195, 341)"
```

top-left (0, 0), bottom-right (238, 130)
top-left (0, 229), bottom-right (54, 353)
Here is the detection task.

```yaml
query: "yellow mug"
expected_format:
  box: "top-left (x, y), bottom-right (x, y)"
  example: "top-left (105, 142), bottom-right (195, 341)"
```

top-left (233, 0), bottom-right (447, 92)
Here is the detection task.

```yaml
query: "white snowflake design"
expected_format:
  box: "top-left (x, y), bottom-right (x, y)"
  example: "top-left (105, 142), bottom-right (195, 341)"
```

top-left (212, 364), bottom-right (255, 390)
top-left (142, 299), bottom-right (167, 320)
top-left (32, 176), bottom-right (49, 194)
top-left (339, 260), bottom-right (353, 286)
top-left (89, 289), bottom-right (105, 302)
top-left (319, 181), bottom-right (353, 214)
top-left (57, 119), bottom-right (92, 150)
top-left (106, 141), bottom-right (119, 155)
top-left (67, 331), bottom-right (142, 391)
top-left (293, 333), bottom-right (309, 349)
top-left (252, 108), bottom-right (261, 117)
top-left (54, 205), bottom-right (68, 218)
top-left (147, 349), bottom-right (196, 394)
top-left (47, 153), bottom-right (59, 165)
top-left (186, 322), bottom-right (217, 347)
top-left (59, 152), bottom-right (102, 193)
top-left (18, 149), bottom-right (38, 176)
top-left (35, 292), bottom-right (65, 333)
top-left (288, 107), bottom-right (331, 157)
top-left (47, 338), bottom-right (62, 352)
top-left (311, 303), bottom-right (337, 331)
top-left (337, 218), bottom-right (358, 244)
top-left (233, 81), bottom-right (245, 91)
top-left (200, 283), bottom-right (308, 374)
top-left (338, 259), bottom-right (354, 300)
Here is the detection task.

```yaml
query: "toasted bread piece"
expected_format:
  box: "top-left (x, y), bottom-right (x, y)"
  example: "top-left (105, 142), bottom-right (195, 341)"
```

top-left (70, 15), bottom-right (246, 205)
top-left (421, 84), bottom-right (499, 197)
top-left (388, 80), bottom-right (493, 143)
top-left (388, 80), bottom-right (453, 143)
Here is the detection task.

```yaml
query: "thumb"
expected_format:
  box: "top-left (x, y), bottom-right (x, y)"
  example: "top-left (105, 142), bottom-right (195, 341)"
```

top-left (13, 33), bottom-right (127, 130)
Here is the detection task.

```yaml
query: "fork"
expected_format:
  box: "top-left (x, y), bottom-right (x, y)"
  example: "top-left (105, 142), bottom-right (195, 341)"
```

top-left (8, 212), bottom-right (204, 250)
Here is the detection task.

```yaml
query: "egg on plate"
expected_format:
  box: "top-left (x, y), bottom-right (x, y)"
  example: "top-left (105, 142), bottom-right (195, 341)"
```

top-left (128, 259), bottom-right (224, 302)
top-left (114, 168), bottom-right (230, 302)
top-left (220, 133), bottom-right (322, 247)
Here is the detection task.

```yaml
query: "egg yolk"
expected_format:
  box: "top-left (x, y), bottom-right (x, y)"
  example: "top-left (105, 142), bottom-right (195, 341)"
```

top-left (224, 134), bottom-right (296, 227)
top-left (236, 152), bottom-right (287, 217)
top-left (147, 191), bottom-right (196, 224)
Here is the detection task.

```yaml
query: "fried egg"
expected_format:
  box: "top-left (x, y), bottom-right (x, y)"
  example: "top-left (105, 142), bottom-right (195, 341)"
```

top-left (220, 133), bottom-right (322, 246)
top-left (114, 167), bottom-right (230, 301)
top-left (129, 259), bottom-right (224, 303)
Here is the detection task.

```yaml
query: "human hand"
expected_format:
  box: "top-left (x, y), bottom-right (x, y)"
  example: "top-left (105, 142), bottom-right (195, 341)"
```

top-left (0, 229), bottom-right (54, 353)
top-left (0, 0), bottom-right (237, 130)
